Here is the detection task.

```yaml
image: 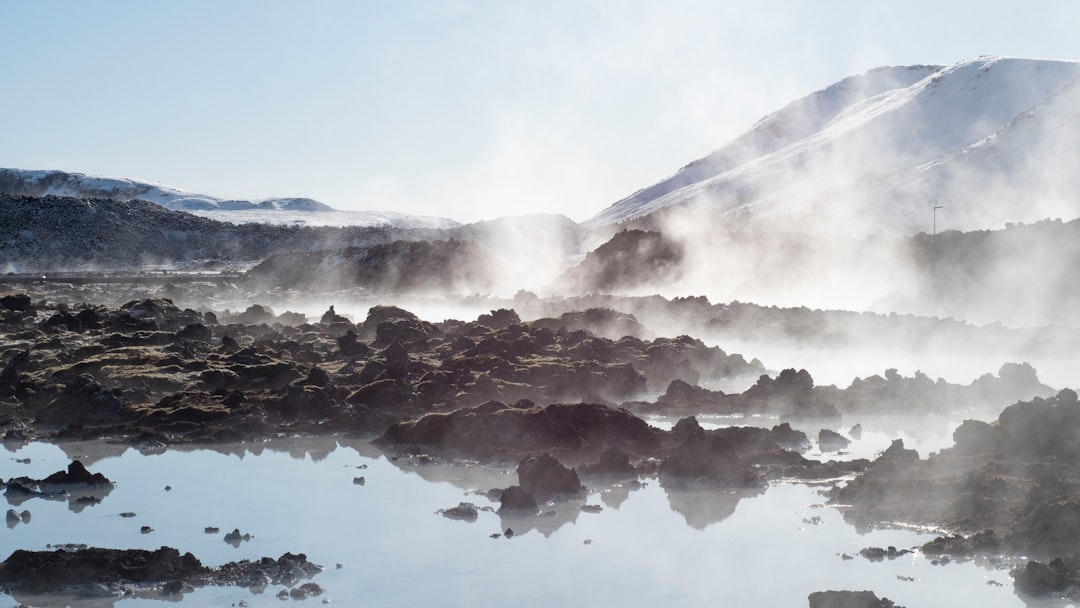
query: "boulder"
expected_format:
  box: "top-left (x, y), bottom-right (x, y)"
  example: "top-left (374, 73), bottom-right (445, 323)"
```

top-left (517, 453), bottom-right (584, 502)
top-left (497, 486), bottom-right (538, 514)
top-left (659, 427), bottom-right (762, 490)
top-left (818, 429), bottom-right (851, 452)
top-left (577, 446), bottom-right (638, 483)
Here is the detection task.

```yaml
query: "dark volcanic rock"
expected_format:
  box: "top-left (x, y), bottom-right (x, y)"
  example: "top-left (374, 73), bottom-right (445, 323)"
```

top-left (1012, 555), bottom-right (1080, 599)
top-left (818, 429), bottom-right (851, 452)
top-left (497, 485), bottom-right (539, 514)
top-left (40, 460), bottom-right (112, 490)
top-left (0, 546), bottom-right (322, 596)
top-left (659, 424), bottom-right (762, 490)
top-left (577, 446), bottom-right (639, 483)
top-left (438, 502), bottom-right (479, 522)
top-left (808, 590), bottom-right (903, 608)
top-left (0, 293), bottom-right (32, 311)
top-left (831, 391), bottom-right (1080, 557)
top-left (0, 546), bottom-right (205, 594)
top-left (517, 453), bottom-right (584, 502)
top-left (376, 401), bottom-right (661, 462)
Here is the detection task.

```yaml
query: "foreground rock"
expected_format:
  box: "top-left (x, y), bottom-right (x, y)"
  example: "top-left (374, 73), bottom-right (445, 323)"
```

top-left (0, 296), bottom-right (764, 444)
top-left (832, 390), bottom-right (1080, 558)
top-left (1013, 555), bottom-right (1080, 600)
top-left (0, 546), bottom-right (322, 597)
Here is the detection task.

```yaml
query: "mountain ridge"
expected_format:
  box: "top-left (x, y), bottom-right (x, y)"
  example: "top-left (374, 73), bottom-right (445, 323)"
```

top-left (586, 56), bottom-right (1080, 234)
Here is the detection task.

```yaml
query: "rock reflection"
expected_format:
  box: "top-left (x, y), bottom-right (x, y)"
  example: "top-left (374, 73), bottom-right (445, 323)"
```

top-left (7, 591), bottom-right (133, 608)
top-left (498, 496), bottom-right (586, 538)
top-left (663, 486), bottom-right (766, 530)
top-left (381, 453), bottom-right (517, 493)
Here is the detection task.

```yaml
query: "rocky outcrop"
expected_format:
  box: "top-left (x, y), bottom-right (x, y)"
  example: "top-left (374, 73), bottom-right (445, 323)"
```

top-left (376, 401), bottom-right (661, 462)
top-left (517, 453), bottom-right (584, 502)
top-left (0, 546), bottom-right (322, 596)
top-left (832, 391), bottom-right (1080, 558)
top-left (554, 229), bottom-right (684, 293)
top-left (659, 421), bottom-right (763, 491)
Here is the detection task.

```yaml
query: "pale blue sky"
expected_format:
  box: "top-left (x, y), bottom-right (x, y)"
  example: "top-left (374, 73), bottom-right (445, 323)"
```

top-left (3, 1), bottom-right (1079, 222)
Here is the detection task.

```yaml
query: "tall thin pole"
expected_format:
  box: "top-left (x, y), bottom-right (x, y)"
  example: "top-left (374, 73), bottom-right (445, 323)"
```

top-left (933, 205), bottom-right (943, 236)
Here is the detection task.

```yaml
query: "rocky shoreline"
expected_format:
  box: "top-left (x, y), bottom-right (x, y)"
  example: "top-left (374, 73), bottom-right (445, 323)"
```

top-left (1, 289), bottom-right (1075, 601)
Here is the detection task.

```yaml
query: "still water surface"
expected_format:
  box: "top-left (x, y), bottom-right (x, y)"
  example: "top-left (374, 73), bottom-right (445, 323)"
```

top-left (0, 436), bottom-right (1035, 607)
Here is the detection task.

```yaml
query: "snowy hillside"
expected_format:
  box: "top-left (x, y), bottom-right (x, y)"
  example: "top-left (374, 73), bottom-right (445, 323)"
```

top-left (586, 57), bottom-right (1080, 233)
top-left (0, 168), bottom-right (460, 230)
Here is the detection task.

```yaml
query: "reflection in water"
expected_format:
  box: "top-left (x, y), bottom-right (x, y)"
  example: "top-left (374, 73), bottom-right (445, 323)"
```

top-left (663, 487), bottom-right (766, 530)
top-left (0, 439), bottom-right (1028, 607)
top-left (5, 479), bottom-right (114, 513)
top-left (499, 497), bottom-right (586, 538)
top-left (599, 482), bottom-right (637, 509)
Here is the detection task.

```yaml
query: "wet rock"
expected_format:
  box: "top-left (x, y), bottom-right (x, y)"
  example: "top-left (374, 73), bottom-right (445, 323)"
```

top-left (807, 590), bottom-right (903, 608)
top-left (517, 453), bottom-right (584, 502)
top-left (0, 546), bottom-right (206, 594)
top-left (1012, 555), bottom-right (1080, 598)
top-left (577, 446), bottom-right (638, 483)
top-left (291, 582), bottom-right (325, 599)
top-left (438, 502), bottom-right (479, 522)
top-left (224, 528), bottom-right (253, 547)
top-left (497, 486), bottom-right (538, 515)
top-left (40, 460), bottom-right (113, 491)
top-left (831, 392), bottom-right (1080, 556)
top-left (818, 429), bottom-right (851, 452)
top-left (858, 546), bottom-right (910, 562)
top-left (0, 545), bottom-right (324, 598)
top-left (921, 530), bottom-right (1001, 558)
top-left (659, 426), bottom-right (762, 490)
top-left (377, 402), bottom-right (660, 462)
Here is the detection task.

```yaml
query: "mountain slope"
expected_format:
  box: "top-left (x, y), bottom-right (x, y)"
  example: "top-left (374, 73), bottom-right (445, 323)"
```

top-left (586, 57), bottom-right (1080, 233)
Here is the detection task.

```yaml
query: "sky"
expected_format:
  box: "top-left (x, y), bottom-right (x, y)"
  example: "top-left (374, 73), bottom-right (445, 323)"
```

top-left (3, 1), bottom-right (1080, 223)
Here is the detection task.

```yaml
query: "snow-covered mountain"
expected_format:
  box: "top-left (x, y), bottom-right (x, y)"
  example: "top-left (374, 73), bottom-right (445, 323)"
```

top-left (586, 57), bottom-right (1080, 234)
top-left (0, 168), bottom-right (460, 230)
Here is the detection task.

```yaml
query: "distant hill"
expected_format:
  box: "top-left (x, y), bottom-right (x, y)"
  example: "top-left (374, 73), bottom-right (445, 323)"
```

top-left (0, 168), bottom-right (460, 230)
top-left (0, 195), bottom-right (443, 272)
